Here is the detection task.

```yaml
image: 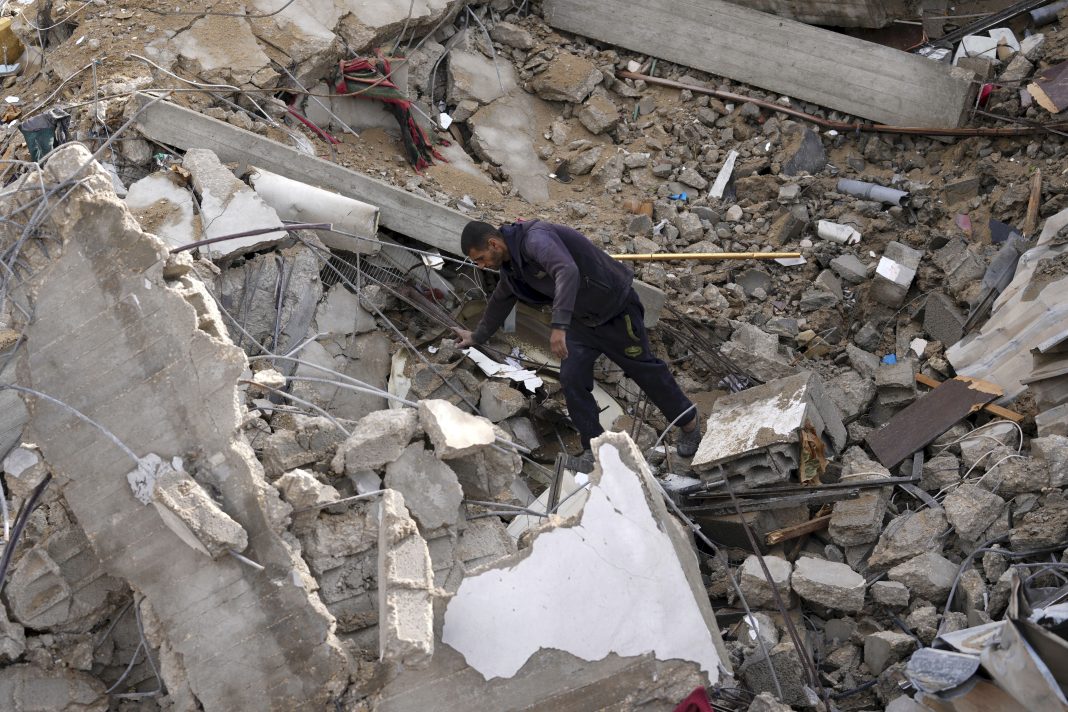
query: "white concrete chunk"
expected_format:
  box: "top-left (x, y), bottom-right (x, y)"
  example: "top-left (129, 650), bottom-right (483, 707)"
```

top-left (378, 489), bottom-right (435, 667)
top-left (418, 399), bottom-right (496, 459)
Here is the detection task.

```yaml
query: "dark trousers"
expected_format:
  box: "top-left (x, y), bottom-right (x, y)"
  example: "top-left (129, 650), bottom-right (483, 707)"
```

top-left (560, 289), bottom-right (695, 448)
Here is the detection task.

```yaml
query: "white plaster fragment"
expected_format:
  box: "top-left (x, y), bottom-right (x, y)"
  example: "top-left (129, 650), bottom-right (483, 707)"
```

top-left (442, 435), bottom-right (725, 682)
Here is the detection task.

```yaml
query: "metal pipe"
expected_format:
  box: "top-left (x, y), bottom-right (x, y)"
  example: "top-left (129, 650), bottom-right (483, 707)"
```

top-left (1031, 0), bottom-right (1068, 26)
top-left (611, 251), bottom-right (801, 261)
top-left (836, 179), bottom-right (910, 207)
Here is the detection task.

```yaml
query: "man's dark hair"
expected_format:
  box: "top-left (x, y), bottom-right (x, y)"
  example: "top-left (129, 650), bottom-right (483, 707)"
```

top-left (460, 221), bottom-right (501, 255)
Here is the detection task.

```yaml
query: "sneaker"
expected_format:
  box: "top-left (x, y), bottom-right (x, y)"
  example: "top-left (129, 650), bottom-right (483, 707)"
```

top-left (676, 417), bottom-right (702, 458)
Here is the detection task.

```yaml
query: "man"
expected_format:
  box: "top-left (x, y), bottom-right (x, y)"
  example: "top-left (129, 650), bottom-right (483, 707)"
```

top-left (453, 219), bottom-right (702, 461)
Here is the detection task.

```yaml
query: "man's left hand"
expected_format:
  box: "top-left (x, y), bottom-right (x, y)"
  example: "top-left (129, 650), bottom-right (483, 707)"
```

top-left (550, 328), bottom-right (568, 360)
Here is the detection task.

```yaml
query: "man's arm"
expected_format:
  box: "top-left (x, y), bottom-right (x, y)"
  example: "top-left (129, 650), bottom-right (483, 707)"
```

top-left (466, 280), bottom-right (517, 345)
top-left (524, 227), bottom-right (580, 331)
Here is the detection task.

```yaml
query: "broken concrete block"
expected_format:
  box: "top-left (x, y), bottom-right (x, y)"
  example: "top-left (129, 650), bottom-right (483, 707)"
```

top-left (2, 443), bottom-right (48, 499)
top-left (314, 283), bottom-right (375, 337)
top-left (924, 292), bottom-right (965, 347)
top-left (830, 254), bottom-right (869, 284)
top-left (489, 21), bottom-right (534, 49)
top-left (419, 399), bottom-right (496, 459)
top-left (983, 456), bottom-right (1050, 497)
top-left (1032, 435), bottom-right (1068, 488)
top-left (921, 453), bottom-right (960, 491)
top-left (0, 606), bottom-right (25, 663)
top-left (870, 241), bottom-right (922, 308)
top-left (478, 380), bottom-right (527, 423)
top-left (739, 554), bottom-right (794, 609)
top-left (441, 432), bottom-right (730, 684)
top-left (828, 450), bottom-right (891, 547)
top-left (781, 125), bottom-right (827, 176)
top-left (150, 465), bottom-right (249, 559)
top-left (182, 148), bottom-right (287, 260)
top-left (10, 144), bottom-right (348, 708)
top-left (530, 51), bottom-right (602, 103)
top-left (384, 443), bottom-right (464, 531)
top-left (124, 171), bottom-right (197, 250)
top-left (6, 501), bottom-right (124, 632)
top-left (824, 369), bottom-right (876, 423)
top-left (871, 580), bottom-right (910, 609)
top-left (864, 631), bottom-right (916, 675)
top-left (378, 489), bottom-right (435, 667)
top-left (874, 360), bottom-right (917, 406)
top-left (0, 664), bottom-right (107, 711)
top-left (868, 509), bottom-right (948, 570)
top-left (944, 484), bottom-right (1006, 542)
top-left (1009, 492), bottom-right (1068, 551)
top-left (447, 44), bottom-right (518, 105)
top-left (448, 425), bottom-right (522, 501)
top-left (740, 641), bottom-right (815, 708)
top-left (331, 408), bottom-right (420, 475)
top-left (719, 322), bottom-right (796, 384)
top-left (691, 371), bottom-right (845, 486)
top-left (887, 552), bottom-right (959, 601)
top-left (274, 469), bottom-right (340, 511)
top-left (999, 53), bottom-right (1034, 83)
top-left (578, 88), bottom-right (621, 135)
top-left (171, 14), bottom-right (274, 87)
top-left (790, 556), bottom-right (866, 612)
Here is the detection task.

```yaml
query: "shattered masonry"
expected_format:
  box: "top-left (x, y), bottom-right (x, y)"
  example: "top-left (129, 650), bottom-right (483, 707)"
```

top-left (0, 1), bottom-right (1067, 711)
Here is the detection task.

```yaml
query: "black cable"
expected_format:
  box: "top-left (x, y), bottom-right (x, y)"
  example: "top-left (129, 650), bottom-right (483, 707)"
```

top-left (0, 472), bottom-right (53, 594)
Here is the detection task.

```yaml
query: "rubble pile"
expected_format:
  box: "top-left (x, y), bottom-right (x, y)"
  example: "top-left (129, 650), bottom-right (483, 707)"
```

top-left (0, 0), bottom-right (1067, 710)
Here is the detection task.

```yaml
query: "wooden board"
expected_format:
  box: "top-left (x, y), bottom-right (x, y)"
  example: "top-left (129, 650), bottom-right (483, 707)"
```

top-left (1028, 61), bottom-right (1068, 114)
top-left (867, 377), bottom-right (1000, 469)
top-left (133, 95), bottom-right (468, 255)
top-left (542, 0), bottom-right (976, 127)
top-left (915, 373), bottom-right (1024, 422)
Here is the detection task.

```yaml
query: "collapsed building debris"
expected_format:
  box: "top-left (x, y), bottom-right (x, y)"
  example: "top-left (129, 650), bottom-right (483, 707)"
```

top-left (1, 0), bottom-right (1068, 710)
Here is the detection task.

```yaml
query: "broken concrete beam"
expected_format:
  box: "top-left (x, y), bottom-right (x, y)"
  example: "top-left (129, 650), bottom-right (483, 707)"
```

top-left (871, 241), bottom-right (923, 308)
top-left (691, 371), bottom-right (846, 484)
top-left (134, 96), bottom-right (470, 255)
top-left (182, 148), bottom-right (288, 261)
top-left (419, 399), bottom-right (496, 459)
top-left (543, 0), bottom-right (976, 126)
top-left (7, 144), bottom-right (347, 709)
top-left (378, 489), bottom-right (435, 667)
top-left (384, 443), bottom-right (464, 532)
top-left (441, 431), bottom-right (730, 683)
top-left (727, 0), bottom-right (900, 28)
top-left (331, 408), bottom-right (421, 475)
top-left (249, 167), bottom-right (380, 255)
top-left (790, 556), bottom-right (866, 612)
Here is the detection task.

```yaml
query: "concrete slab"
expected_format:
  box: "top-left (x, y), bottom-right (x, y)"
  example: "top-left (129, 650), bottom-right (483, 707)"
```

top-left (543, 0), bottom-right (976, 127)
top-left (467, 94), bottom-right (550, 204)
top-left (182, 148), bottom-right (287, 261)
top-left (448, 42), bottom-right (518, 105)
top-left (171, 14), bottom-right (276, 88)
top-left (8, 144), bottom-right (348, 709)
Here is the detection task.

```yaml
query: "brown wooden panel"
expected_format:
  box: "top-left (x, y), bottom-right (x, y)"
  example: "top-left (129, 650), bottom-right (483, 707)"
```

top-left (867, 377), bottom-right (999, 469)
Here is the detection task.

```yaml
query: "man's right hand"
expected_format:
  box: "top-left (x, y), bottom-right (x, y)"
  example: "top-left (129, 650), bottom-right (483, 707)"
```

top-left (453, 327), bottom-right (476, 349)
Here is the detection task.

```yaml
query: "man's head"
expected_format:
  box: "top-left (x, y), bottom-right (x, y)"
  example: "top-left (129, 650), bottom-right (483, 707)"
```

top-left (461, 221), bottom-right (510, 270)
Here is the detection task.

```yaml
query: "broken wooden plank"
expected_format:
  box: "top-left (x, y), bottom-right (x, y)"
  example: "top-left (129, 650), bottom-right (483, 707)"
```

top-left (542, 0), bottom-right (976, 127)
top-left (915, 373), bottom-right (1025, 422)
top-left (133, 95), bottom-right (468, 255)
top-left (1025, 169), bottom-right (1043, 236)
top-left (1028, 60), bottom-right (1068, 114)
top-left (867, 377), bottom-right (1002, 469)
top-left (764, 514), bottom-right (831, 546)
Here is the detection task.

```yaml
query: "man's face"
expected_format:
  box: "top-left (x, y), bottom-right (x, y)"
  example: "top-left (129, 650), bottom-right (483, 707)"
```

top-left (467, 237), bottom-right (507, 270)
